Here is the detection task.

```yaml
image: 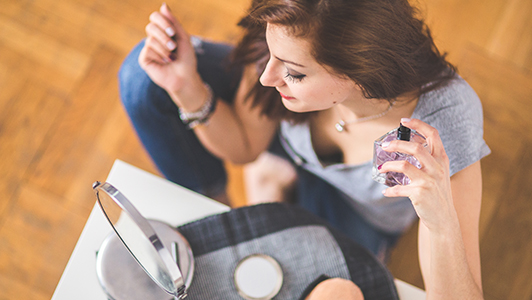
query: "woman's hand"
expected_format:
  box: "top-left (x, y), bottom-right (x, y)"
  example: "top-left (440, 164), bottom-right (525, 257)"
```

top-left (139, 3), bottom-right (206, 108)
top-left (305, 278), bottom-right (364, 300)
top-left (379, 118), bottom-right (458, 233)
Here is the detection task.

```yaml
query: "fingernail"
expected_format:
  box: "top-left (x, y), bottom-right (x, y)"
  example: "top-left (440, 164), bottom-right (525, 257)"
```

top-left (165, 27), bottom-right (175, 37)
top-left (382, 141), bottom-right (390, 148)
top-left (167, 40), bottom-right (176, 50)
top-left (401, 118), bottom-right (411, 124)
top-left (378, 164), bottom-right (382, 170)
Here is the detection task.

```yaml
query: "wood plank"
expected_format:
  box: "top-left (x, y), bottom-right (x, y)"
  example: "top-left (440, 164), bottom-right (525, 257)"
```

top-left (421, 0), bottom-right (507, 63)
top-left (1, 0), bottom-right (98, 57)
top-left (486, 0), bottom-right (532, 72)
top-left (3, 0), bottom-right (144, 56)
top-left (62, 102), bottom-right (155, 214)
top-left (0, 81), bottom-right (46, 179)
top-left (26, 45), bottom-right (124, 200)
top-left (0, 183), bottom-right (87, 298)
top-left (0, 274), bottom-right (49, 300)
top-left (0, 78), bottom-right (66, 219)
top-left (0, 33), bottom-right (82, 95)
top-left (0, 15), bottom-right (90, 80)
top-left (171, 0), bottom-right (249, 42)
top-left (480, 143), bottom-right (532, 299)
top-left (225, 162), bottom-right (247, 207)
top-left (0, 0), bottom-right (32, 21)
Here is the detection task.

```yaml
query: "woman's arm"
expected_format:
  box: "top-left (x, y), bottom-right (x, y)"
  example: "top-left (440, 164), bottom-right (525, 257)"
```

top-left (380, 118), bottom-right (484, 300)
top-left (418, 161), bottom-right (483, 297)
top-left (193, 64), bottom-right (278, 164)
top-left (139, 4), bottom-right (277, 164)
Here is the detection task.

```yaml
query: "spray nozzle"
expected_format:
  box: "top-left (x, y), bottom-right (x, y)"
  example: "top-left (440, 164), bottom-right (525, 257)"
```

top-left (397, 123), bottom-right (411, 141)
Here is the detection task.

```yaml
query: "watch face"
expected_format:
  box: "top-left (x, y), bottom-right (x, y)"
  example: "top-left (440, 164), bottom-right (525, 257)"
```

top-left (234, 254), bottom-right (283, 300)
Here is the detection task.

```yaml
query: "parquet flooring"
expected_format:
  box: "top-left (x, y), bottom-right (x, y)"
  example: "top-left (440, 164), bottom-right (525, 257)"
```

top-left (0, 0), bottom-right (531, 299)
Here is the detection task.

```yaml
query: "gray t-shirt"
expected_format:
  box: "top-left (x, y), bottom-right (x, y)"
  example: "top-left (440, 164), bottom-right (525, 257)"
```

top-left (279, 76), bottom-right (491, 233)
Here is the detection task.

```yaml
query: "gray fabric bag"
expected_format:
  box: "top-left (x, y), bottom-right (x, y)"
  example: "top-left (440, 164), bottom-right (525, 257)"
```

top-left (178, 203), bottom-right (399, 300)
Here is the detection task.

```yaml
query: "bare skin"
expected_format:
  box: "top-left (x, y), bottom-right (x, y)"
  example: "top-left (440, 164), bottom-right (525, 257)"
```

top-left (305, 278), bottom-right (365, 300)
top-left (139, 4), bottom-right (484, 299)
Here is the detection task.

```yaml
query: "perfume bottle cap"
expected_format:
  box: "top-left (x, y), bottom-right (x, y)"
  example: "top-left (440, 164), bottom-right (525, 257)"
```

top-left (397, 124), bottom-right (411, 141)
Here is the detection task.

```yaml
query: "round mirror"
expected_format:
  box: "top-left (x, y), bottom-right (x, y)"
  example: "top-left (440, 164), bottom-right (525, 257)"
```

top-left (234, 254), bottom-right (283, 300)
top-left (93, 181), bottom-right (188, 299)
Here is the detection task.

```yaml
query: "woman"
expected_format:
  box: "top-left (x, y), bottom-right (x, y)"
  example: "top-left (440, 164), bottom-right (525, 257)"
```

top-left (119, 0), bottom-right (488, 298)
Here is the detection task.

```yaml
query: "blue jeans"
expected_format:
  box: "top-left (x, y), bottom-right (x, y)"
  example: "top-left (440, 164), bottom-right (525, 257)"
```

top-left (119, 39), bottom-right (400, 257)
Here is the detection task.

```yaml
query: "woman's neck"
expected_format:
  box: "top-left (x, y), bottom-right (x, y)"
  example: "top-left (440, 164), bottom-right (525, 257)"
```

top-left (336, 96), bottom-right (394, 122)
top-left (330, 93), bottom-right (419, 130)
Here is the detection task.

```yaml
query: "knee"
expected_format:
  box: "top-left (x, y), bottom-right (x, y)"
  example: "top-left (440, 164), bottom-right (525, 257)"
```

top-left (118, 40), bottom-right (154, 113)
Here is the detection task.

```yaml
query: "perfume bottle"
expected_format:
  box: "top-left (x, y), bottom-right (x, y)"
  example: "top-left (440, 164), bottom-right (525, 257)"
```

top-left (372, 124), bottom-right (428, 187)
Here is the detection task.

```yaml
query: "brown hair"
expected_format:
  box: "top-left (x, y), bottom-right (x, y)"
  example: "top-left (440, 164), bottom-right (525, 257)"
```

top-left (230, 0), bottom-right (456, 122)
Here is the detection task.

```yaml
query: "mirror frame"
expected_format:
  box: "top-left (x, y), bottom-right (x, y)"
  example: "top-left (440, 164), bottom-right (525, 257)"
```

top-left (93, 181), bottom-right (186, 298)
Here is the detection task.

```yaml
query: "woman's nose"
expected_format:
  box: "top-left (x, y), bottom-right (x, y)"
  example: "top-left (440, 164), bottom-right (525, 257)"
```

top-left (259, 59), bottom-right (285, 87)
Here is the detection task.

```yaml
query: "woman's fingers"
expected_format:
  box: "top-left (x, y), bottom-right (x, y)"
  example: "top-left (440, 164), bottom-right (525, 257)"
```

top-left (382, 119), bottom-right (449, 173)
top-left (379, 119), bottom-right (451, 200)
top-left (148, 11), bottom-right (177, 50)
top-left (382, 139), bottom-right (433, 168)
top-left (159, 3), bottom-right (197, 63)
top-left (150, 5), bottom-right (176, 35)
top-left (159, 3), bottom-right (178, 28)
top-left (143, 3), bottom-right (185, 63)
top-left (379, 159), bottom-right (425, 182)
top-left (160, 3), bottom-right (187, 41)
top-left (400, 118), bottom-right (448, 162)
top-left (139, 3), bottom-right (199, 94)
top-left (379, 160), bottom-right (438, 202)
top-left (145, 25), bottom-right (174, 57)
top-left (145, 20), bottom-right (176, 56)
top-left (144, 4), bottom-right (187, 63)
top-left (382, 182), bottom-right (416, 198)
top-left (140, 41), bottom-right (168, 65)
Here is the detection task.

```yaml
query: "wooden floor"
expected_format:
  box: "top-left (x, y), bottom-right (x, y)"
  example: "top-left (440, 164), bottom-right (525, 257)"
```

top-left (0, 0), bottom-right (531, 299)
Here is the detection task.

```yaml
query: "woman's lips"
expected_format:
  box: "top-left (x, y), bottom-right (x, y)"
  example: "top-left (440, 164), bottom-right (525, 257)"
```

top-left (279, 91), bottom-right (295, 100)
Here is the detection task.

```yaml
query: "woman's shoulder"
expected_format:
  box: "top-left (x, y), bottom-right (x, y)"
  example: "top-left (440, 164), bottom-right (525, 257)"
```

top-left (414, 75), bottom-right (483, 124)
top-left (414, 75), bottom-right (490, 175)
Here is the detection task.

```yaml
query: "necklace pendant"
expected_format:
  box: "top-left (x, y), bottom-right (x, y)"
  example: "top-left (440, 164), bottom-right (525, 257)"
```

top-left (335, 120), bottom-right (346, 132)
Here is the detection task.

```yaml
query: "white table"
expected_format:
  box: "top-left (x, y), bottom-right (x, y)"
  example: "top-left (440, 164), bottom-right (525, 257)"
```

top-left (52, 160), bottom-right (425, 300)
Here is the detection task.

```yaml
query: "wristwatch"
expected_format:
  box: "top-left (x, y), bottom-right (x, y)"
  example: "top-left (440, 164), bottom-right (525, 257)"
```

top-left (178, 83), bottom-right (217, 129)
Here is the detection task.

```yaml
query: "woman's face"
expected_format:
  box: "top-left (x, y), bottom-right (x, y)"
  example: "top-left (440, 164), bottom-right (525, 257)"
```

top-left (260, 24), bottom-right (359, 113)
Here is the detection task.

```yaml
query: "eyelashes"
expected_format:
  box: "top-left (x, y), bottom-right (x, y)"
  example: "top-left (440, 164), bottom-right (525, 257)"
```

top-left (284, 72), bottom-right (306, 83)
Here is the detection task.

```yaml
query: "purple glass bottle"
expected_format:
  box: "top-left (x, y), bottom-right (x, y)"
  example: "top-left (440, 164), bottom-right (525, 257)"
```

top-left (372, 124), bottom-right (428, 187)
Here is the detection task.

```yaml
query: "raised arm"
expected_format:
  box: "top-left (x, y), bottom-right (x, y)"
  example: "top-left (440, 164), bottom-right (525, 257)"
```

top-left (380, 118), bottom-right (484, 300)
top-left (139, 3), bottom-right (277, 164)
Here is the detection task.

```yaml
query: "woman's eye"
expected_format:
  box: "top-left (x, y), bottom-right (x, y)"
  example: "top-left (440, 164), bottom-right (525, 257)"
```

top-left (284, 72), bottom-right (306, 83)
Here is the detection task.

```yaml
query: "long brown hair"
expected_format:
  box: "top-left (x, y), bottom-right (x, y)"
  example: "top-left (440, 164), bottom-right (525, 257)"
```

top-left (230, 0), bottom-right (456, 122)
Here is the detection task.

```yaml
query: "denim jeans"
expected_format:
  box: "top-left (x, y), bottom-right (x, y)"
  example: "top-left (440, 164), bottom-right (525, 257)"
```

top-left (118, 39), bottom-right (400, 257)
